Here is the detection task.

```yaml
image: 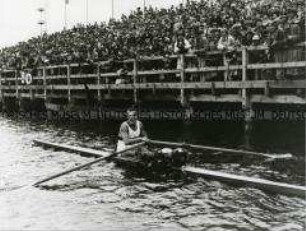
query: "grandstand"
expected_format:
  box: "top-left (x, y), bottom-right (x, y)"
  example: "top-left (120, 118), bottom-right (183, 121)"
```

top-left (0, 0), bottom-right (305, 120)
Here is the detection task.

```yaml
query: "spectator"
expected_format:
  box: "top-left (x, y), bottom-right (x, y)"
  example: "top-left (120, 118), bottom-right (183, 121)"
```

top-left (115, 63), bottom-right (130, 84)
top-left (0, 0), bottom-right (304, 70)
top-left (217, 29), bottom-right (236, 51)
top-left (217, 29), bottom-right (239, 80)
top-left (174, 35), bottom-right (192, 54)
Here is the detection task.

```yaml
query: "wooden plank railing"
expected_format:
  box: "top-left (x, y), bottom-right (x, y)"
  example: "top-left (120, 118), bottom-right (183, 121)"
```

top-left (0, 44), bottom-right (305, 106)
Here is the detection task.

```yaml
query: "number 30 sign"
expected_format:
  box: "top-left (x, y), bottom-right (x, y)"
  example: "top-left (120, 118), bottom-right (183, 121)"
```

top-left (20, 72), bottom-right (33, 85)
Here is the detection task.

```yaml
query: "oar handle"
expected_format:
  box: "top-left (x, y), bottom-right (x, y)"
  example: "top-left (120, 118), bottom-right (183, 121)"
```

top-left (33, 141), bottom-right (146, 186)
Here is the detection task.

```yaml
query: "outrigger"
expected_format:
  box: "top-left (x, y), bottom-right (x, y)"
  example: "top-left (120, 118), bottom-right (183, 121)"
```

top-left (33, 139), bottom-right (306, 198)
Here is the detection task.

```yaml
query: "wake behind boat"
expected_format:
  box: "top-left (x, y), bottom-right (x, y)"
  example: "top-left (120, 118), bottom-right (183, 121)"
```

top-left (33, 139), bottom-right (306, 198)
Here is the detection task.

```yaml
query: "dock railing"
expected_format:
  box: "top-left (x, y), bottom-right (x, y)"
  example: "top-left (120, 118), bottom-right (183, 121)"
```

top-left (0, 43), bottom-right (305, 109)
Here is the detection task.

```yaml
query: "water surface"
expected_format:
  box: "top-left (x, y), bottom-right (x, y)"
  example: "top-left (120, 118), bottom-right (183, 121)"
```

top-left (0, 117), bottom-right (305, 230)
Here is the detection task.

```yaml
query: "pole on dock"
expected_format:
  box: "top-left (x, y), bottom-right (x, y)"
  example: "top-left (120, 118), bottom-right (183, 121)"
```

top-left (264, 81), bottom-right (270, 97)
top-left (0, 70), bottom-right (3, 111)
top-left (0, 71), bottom-right (6, 111)
top-left (105, 75), bottom-right (111, 97)
top-left (0, 71), bottom-right (2, 101)
top-left (67, 65), bottom-right (71, 104)
top-left (15, 70), bottom-right (22, 111)
top-left (179, 54), bottom-right (192, 120)
top-left (15, 70), bottom-right (19, 99)
top-left (43, 66), bottom-right (47, 100)
top-left (133, 59), bottom-right (138, 104)
top-left (223, 54), bottom-right (229, 81)
top-left (15, 70), bottom-right (22, 110)
top-left (97, 64), bottom-right (101, 102)
top-left (180, 54), bottom-right (186, 107)
top-left (242, 46), bottom-right (252, 147)
top-left (242, 46), bottom-right (252, 122)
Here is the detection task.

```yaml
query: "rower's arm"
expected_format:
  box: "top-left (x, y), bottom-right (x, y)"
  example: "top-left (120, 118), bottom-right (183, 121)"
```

top-left (139, 122), bottom-right (148, 139)
top-left (123, 136), bottom-right (144, 145)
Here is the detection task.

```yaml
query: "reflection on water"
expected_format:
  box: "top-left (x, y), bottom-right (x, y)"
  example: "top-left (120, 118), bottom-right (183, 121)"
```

top-left (0, 116), bottom-right (305, 230)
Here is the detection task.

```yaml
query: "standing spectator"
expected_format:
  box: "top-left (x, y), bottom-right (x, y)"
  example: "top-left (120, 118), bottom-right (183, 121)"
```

top-left (272, 22), bottom-right (289, 79)
top-left (217, 29), bottom-right (238, 80)
top-left (174, 34), bottom-right (192, 79)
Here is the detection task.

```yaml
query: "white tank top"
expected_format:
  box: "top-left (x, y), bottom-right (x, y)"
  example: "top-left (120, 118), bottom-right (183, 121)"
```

top-left (116, 121), bottom-right (141, 152)
top-left (127, 121), bottom-right (141, 138)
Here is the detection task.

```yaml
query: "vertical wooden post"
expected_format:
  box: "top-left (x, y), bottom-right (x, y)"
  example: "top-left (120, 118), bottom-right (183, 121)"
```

top-left (0, 71), bottom-right (5, 111)
top-left (43, 66), bottom-right (47, 100)
top-left (242, 47), bottom-right (251, 122)
top-left (30, 70), bottom-right (35, 100)
top-left (67, 65), bottom-right (71, 103)
top-left (15, 70), bottom-right (22, 110)
top-left (15, 70), bottom-right (19, 98)
top-left (241, 47), bottom-right (252, 143)
top-left (143, 76), bottom-right (147, 83)
top-left (180, 54), bottom-right (186, 106)
top-left (106, 77), bottom-right (111, 96)
top-left (254, 70), bottom-right (259, 80)
top-left (242, 47), bottom-right (248, 82)
top-left (211, 82), bottom-right (216, 95)
top-left (264, 81), bottom-right (270, 97)
top-left (97, 63), bottom-right (101, 102)
top-left (223, 54), bottom-right (228, 81)
top-left (133, 59), bottom-right (138, 104)
top-left (199, 57), bottom-right (206, 82)
top-left (254, 50), bottom-right (259, 80)
top-left (0, 70), bottom-right (2, 102)
top-left (242, 47), bottom-right (247, 107)
top-left (0, 70), bottom-right (3, 110)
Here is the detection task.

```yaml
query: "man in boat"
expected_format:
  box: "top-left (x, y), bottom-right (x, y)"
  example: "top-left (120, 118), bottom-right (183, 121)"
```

top-left (116, 106), bottom-right (148, 153)
top-left (116, 106), bottom-right (188, 167)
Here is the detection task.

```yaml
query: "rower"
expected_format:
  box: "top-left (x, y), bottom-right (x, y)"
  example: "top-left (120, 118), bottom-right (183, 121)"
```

top-left (116, 106), bottom-right (148, 152)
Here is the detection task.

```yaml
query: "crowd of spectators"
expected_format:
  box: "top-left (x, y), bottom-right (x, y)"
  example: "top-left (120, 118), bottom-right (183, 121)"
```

top-left (0, 0), bottom-right (304, 70)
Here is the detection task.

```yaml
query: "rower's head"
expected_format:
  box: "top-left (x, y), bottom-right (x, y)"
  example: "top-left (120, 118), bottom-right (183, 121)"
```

top-left (126, 106), bottom-right (138, 124)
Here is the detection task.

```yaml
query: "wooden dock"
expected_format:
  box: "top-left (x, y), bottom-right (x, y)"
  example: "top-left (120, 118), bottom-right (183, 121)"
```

top-left (0, 44), bottom-right (305, 120)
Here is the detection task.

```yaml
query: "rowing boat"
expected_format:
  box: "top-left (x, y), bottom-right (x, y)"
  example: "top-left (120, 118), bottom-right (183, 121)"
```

top-left (32, 139), bottom-right (188, 171)
top-left (33, 139), bottom-right (306, 198)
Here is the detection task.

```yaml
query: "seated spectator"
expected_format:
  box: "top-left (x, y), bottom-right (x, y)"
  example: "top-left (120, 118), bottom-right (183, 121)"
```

top-left (197, 32), bottom-right (210, 52)
top-left (174, 35), bottom-right (192, 54)
top-left (272, 23), bottom-right (288, 48)
top-left (242, 26), bottom-right (255, 46)
top-left (115, 63), bottom-right (130, 84)
top-left (217, 29), bottom-right (236, 51)
top-left (252, 33), bottom-right (261, 46)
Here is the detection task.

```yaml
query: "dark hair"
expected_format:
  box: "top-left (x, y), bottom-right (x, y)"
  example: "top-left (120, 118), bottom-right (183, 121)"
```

top-left (126, 105), bottom-right (138, 112)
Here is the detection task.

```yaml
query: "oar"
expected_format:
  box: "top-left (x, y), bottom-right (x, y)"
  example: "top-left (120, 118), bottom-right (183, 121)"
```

top-left (32, 141), bottom-right (146, 187)
top-left (148, 140), bottom-right (292, 160)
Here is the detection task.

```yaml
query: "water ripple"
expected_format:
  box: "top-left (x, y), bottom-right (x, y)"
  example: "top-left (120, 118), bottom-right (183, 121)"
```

top-left (0, 117), bottom-right (305, 230)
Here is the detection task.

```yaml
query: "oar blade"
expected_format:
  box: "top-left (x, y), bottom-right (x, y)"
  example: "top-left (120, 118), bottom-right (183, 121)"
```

top-left (263, 153), bottom-right (293, 163)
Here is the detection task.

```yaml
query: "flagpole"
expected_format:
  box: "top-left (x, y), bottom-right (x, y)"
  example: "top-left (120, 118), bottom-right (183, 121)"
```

top-left (112, 0), bottom-right (114, 19)
top-left (64, 0), bottom-right (67, 29)
top-left (86, 0), bottom-right (88, 24)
